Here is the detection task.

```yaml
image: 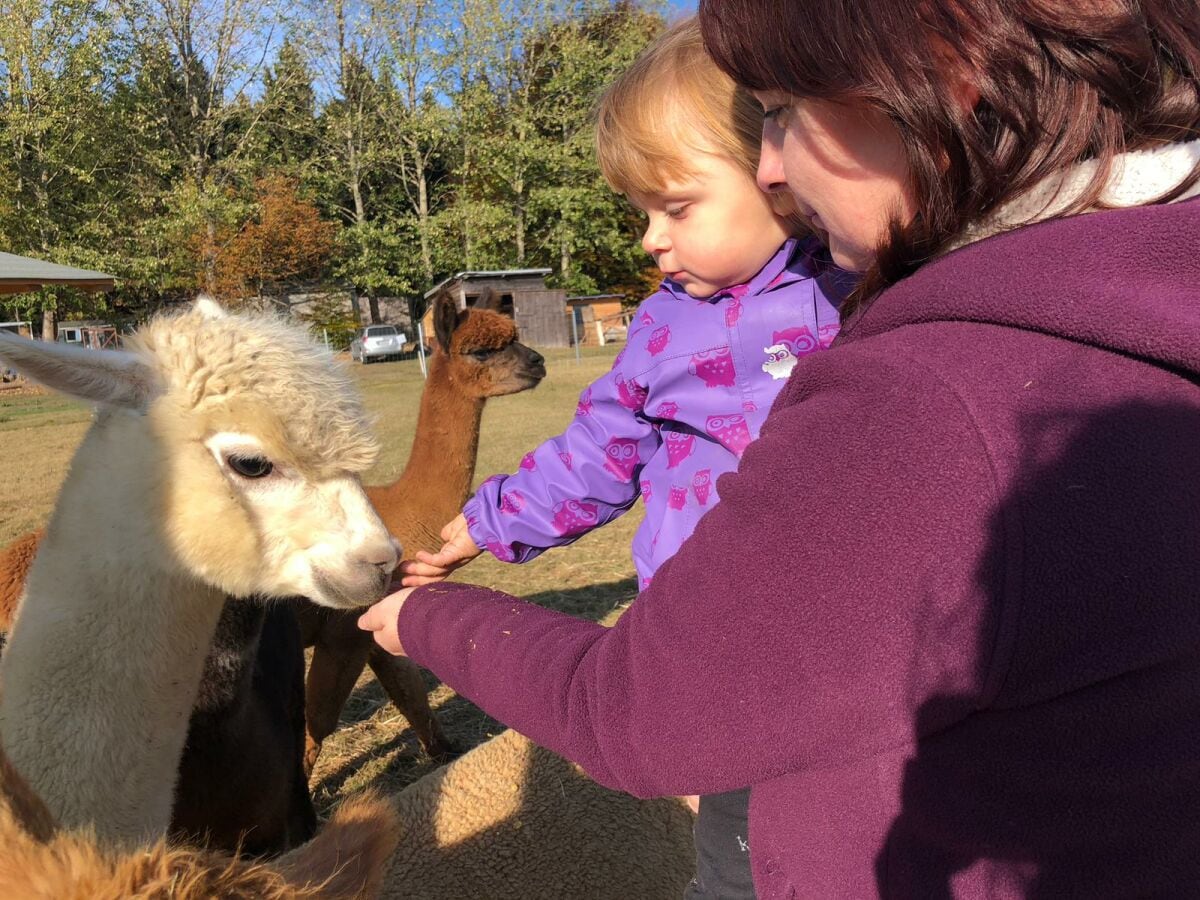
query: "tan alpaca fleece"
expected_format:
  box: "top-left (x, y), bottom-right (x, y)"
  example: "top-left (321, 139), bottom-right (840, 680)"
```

top-left (380, 728), bottom-right (696, 900)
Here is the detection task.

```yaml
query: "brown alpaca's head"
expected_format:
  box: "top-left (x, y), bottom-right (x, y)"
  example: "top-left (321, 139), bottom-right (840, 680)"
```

top-left (432, 292), bottom-right (546, 398)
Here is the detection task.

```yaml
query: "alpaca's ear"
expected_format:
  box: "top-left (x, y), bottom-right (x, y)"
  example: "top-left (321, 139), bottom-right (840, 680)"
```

top-left (0, 333), bottom-right (159, 411)
top-left (193, 294), bottom-right (227, 319)
top-left (433, 294), bottom-right (459, 354)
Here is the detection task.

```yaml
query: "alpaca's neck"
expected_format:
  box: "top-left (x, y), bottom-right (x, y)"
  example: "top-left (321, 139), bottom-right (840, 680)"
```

top-left (370, 351), bottom-right (484, 548)
top-left (0, 417), bottom-right (225, 846)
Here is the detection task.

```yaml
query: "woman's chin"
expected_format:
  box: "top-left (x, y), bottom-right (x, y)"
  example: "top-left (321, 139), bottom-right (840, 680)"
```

top-left (828, 239), bottom-right (870, 274)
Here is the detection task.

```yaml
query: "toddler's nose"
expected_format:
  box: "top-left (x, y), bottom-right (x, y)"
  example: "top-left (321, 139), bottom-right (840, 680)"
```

top-left (641, 218), bottom-right (670, 257)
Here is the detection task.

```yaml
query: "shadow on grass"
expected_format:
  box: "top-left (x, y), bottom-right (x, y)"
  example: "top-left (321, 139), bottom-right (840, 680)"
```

top-left (311, 577), bottom-right (638, 810)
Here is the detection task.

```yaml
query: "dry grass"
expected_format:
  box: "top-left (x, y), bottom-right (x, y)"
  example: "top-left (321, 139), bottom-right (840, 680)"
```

top-left (0, 344), bottom-right (641, 813)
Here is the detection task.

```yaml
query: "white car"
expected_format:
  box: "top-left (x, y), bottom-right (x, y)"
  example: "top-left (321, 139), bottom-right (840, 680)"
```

top-left (350, 325), bottom-right (407, 364)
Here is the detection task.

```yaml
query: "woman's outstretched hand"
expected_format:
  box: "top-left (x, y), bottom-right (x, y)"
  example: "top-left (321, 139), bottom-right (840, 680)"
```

top-left (396, 513), bottom-right (483, 587)
top-left (358, 586), bottom-right (415, 656)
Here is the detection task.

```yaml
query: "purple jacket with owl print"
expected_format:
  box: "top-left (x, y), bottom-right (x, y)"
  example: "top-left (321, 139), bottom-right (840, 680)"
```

top-left (464, 236), bottom-right (843, 587)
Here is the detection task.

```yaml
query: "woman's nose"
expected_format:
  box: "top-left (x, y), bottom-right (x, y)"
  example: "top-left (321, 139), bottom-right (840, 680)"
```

top-left (757, 128), bottom-right (788, 195)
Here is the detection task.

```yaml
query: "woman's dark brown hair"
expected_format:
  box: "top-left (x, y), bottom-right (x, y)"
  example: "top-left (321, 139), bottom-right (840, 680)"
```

top-left (699, 0), bottom-right (1200, 310)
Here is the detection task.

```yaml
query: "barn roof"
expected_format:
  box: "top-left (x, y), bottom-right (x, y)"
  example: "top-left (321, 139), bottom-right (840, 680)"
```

top-left (0, 251), bottom-right (115, 295)
top-left (423, 268), bottom-right (552, 300)
top-left (567, 293), bottom-right (624, 302)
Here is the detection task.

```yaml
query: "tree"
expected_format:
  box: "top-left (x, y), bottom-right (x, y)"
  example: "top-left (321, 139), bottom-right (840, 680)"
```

top-left (206, 173), bottom-right (337, 305)
top-left (114, 0), bottom-right (293, 291)
top-left (370, 0), bottom-right (454, 284)
top-left (526, 0), bottom-right (663, 294)
top-left (256, 37), bottom-right (319, 178)
top-left (0, 0), bottom-right (126, 335)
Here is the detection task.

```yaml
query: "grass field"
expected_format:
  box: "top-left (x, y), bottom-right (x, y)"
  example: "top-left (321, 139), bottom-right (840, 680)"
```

top-left (0, 343), bottom-right (642, 810)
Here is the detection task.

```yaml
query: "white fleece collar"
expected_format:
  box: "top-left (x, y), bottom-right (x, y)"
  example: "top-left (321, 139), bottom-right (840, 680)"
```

top-left (947, 139), bottom-right (1200, 253)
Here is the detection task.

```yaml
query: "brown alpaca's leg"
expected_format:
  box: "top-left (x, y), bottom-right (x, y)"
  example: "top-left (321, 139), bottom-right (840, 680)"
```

top-left (367, 645), bottom-right (458, 761)
top-left (303, 632), bottom-right (372, 778)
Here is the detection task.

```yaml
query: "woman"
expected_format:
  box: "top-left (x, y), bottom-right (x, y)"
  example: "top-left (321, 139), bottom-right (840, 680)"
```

top-left (362, 1), bottom-right (1200, 894)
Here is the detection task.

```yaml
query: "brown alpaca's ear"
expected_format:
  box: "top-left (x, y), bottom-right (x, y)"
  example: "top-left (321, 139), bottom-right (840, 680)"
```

top-left (275, 792), bottom-right (399, 899)
top-left (433, 295), bottom-right (459, 354)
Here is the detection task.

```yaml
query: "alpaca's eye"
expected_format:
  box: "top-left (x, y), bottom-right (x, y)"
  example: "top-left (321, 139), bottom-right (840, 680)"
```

top-left (468, 347), bottom-right (500, 361)
top-left (227, 455), bottom-right (274, 479)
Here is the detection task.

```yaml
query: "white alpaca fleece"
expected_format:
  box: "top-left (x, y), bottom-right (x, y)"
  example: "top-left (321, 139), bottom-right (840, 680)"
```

top-left (0, 301), bottom-right (395, 847)
top-left (129, 304), bottom-right (380, 475)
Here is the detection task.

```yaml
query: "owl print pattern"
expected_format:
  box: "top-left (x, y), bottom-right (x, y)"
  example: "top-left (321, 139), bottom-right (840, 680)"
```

top-left (688, 347), bottom-right (736, 388)
top-left (706, 414), bottom-right (752, 456)
top-left (551, 499), bottom-right (600, 536)
top-left (603, 437), bottom-right (640, 481)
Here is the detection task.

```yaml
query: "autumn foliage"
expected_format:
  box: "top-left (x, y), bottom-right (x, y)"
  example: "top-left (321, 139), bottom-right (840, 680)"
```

top-left (202, 176), bottom-right (338, 304)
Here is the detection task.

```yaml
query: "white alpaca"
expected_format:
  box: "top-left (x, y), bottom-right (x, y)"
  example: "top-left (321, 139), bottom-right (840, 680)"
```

top-left (0, 298), bottom-right (399, 847)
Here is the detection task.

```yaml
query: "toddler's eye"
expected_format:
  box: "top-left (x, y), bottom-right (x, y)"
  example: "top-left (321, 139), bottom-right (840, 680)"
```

top-left (666, 205), bottom-right (688, 219)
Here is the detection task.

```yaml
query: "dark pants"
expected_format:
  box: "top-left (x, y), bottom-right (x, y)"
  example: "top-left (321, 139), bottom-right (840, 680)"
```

top-left (683, 788), bottom-right (757, 899)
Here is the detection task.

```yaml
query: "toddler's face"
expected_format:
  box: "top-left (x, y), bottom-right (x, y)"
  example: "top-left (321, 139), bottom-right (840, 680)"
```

top-left (630, 153), bottom-right (792, 299)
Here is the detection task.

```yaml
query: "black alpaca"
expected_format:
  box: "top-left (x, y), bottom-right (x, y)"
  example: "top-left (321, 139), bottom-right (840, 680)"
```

top-left (170, 599), bottom-right (315, 857)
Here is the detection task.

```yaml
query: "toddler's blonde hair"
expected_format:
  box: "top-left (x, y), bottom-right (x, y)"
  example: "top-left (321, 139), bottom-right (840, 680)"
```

top-left (595, 17), bottom-right (779, 203)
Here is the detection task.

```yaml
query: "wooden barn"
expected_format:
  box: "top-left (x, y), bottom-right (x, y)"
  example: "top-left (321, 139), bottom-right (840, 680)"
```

top-left (421, 269), bottom-right (571, 348)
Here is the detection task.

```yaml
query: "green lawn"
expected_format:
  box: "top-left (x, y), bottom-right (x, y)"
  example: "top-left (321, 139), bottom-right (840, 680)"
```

top-left (0, 343), bottom-right (643, 807)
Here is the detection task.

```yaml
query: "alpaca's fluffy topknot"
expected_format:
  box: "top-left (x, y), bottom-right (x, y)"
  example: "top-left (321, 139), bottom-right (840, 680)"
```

top-left (127, 305), bottom-right (379, 475)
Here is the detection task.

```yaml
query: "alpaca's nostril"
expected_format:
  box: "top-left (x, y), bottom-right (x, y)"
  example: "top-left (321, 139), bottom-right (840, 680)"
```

top-left (361, 540), bottom-right (399, 575)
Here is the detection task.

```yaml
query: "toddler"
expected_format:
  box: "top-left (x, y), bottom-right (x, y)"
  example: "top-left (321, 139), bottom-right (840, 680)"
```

top-left (401, 18), bottom-right (848, 900)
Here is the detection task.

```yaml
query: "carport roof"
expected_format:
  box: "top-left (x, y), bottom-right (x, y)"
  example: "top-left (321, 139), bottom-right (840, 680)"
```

top-left (0, 251), bottom-right (115, 295)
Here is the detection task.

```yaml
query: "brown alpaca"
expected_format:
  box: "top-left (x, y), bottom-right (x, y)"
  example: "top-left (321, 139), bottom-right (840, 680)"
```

top-left (298, 292), bottom-right (546, 772)
top-left (0, 737), bottom-right (399, 899)
top-left (0, 529), bottom-right (38, 632)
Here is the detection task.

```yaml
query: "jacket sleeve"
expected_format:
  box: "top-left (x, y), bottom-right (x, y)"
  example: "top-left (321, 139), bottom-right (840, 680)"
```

top-left (463, 341), bottom-right (659, 564)
top-left (401, 348), bottom-right (1006, 797)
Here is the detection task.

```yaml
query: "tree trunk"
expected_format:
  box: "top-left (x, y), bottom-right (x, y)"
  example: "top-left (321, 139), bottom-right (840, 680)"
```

top-left (203, 218), bottom-right (218, 294)
top-left (41, 305), bottom-right (56, 342)
top-left (418, 172), bottom-right (433, 282)
top-left (515, 195), bottom-right (525, 265)
top-left (461, 126), bottom-right (472, 268)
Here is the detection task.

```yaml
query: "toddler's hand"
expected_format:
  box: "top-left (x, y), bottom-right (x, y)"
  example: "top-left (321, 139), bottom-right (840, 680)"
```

top-left (397, 513), bottom-right (482, 587)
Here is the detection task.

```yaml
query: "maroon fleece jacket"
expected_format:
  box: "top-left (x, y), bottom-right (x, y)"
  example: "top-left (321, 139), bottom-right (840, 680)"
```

top-left (399, 196), bottom-right (1200, 898)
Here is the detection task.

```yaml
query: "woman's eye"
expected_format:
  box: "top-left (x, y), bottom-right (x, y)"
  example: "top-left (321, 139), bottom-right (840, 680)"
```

top-left (227, 455), bottom-right (274, 479)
